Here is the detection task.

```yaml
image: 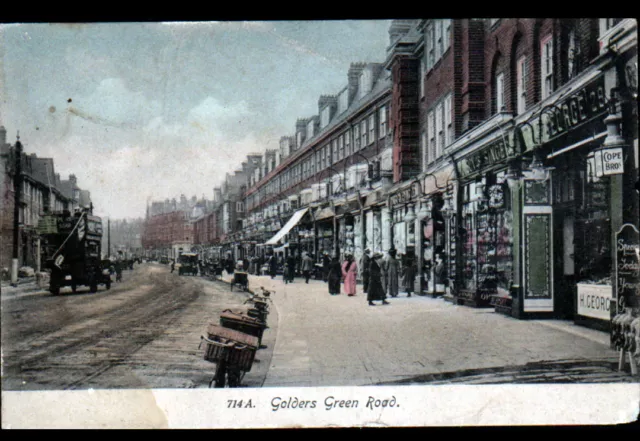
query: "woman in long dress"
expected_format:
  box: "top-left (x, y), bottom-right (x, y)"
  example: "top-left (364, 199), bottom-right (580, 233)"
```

top-left (341, 254), bottom-right (358, 297)
top-left (327, 257), bottom-right (342, 295)
top-left (386, 248), bottom-right (400, 297)
top-left (367, 253), bottom-right (389, 306)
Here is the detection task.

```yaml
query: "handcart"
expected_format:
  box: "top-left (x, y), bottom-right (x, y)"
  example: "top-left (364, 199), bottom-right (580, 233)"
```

top-left (230, 270), bottom-right (249, 291)
top-left (200, 324), bottom-right (259, 388)
top-left (244, 287), bottom-right (274, 325)
top-left (220, 309), bottom-right (267, 347)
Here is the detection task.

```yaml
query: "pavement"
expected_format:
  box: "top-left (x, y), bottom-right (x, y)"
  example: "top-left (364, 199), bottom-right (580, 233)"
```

top-left (0, 277), bottom-right (47, 302)
top-left (219, 272), bottom-right (638, 386)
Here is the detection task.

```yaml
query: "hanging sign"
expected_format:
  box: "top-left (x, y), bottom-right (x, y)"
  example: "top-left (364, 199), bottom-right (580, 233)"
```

top-left (593, 147), bottom-right (624, 177)
top-left (615, 224), bottom-right (640, 314)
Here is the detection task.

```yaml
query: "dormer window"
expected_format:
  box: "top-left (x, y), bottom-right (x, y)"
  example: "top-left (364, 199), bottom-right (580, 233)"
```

top-left (358, 68), bottom-right (372, 99)
top-left (321, 106), bottom-right (331, 128)
top-left (307, 119), bottom-right (315, 138)
top-left (338, 89), bottom-right (348, 114)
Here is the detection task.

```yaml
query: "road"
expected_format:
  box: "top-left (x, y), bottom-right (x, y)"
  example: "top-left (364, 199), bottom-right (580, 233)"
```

top-left (1, 264), bottom-right (637, 390)
top-left (1, 263), bottom-right (275, 390)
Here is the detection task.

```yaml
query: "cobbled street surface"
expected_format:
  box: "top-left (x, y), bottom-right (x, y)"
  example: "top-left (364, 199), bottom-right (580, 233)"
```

top-left (1, 264), bottom-right (637, 390)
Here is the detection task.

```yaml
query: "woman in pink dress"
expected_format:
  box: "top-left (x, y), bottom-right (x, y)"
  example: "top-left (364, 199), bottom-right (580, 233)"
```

top-left (341, 253), bottom-right (358, 297)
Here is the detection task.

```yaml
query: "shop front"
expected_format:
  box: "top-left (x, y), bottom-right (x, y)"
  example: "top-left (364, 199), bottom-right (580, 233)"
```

top-left (452, 169), bottom-right (514, 308)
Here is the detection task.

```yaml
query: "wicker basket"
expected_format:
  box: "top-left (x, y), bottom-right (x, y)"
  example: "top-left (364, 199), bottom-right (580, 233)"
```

top-left (202, 324), bottom-right (258, 372)
top-left (220, 309), bottom-right (266, 340)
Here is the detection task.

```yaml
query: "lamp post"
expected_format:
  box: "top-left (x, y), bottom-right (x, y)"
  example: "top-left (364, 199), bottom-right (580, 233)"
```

top-left (11, 133), bottom-right (23, 287)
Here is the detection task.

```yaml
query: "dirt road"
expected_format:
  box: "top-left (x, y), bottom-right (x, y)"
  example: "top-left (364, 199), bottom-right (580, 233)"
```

top-left (1, 263), bottom-right (276, 390)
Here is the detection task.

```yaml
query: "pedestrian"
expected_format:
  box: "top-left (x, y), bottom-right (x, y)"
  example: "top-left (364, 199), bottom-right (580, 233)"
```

top-left (386, 248), bottom-right (400, 297)
top-left (285, 254), bottom-right (296, 283)
top-left (115, 260), bottom-right (123, 282)
top-left (322, 251), bottom-right (330, 282)
top-left (341, 253), bottom-right (358, 297)
top-left (360, 248), bottom-right (371, 294)
top-left (170, 259), bottom-right (175, 273)
top-left (268, 254), bottom-right (277, 279)
top-left (402, 251), bottom-right (417, 297)
top-left (367, 252), bottom-right (389, 306)
top-left (301, 252), bottom-right (314, 284)
top-left (327, 256), bottom-right (342, 295)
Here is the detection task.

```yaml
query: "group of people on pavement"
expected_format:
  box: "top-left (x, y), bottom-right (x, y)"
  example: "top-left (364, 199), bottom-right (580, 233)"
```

top-left (323, 247), bottom-right (417, 306)
top-left (228, 246), bottom-right (420, 307)
top-left (359, 248), bottom-right (416, 306)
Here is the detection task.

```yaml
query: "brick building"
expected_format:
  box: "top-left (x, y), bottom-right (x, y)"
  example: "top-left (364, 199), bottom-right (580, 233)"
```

top-left (0, 127), bottom-right (91, 274)
top-left (205, 19), bottom-right (637, 330)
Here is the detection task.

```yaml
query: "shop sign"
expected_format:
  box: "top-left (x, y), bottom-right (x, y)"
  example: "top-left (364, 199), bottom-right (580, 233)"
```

top-left (458, 133), bottom-right (516, 178)
top-left (615, 224), bottom-right (640, 314)
top-left (577, 284), bottom-right (612, 321)
top-left (593, 147), bottom-right (624, 176)
top-left (389, 184), bottom-right (420, 207)
top-left (521, 74), bottom-right (608, 150)
top-left (37, 215), bottom-right (58, 234)
top-left (488, 184), bottom-right (505, 209)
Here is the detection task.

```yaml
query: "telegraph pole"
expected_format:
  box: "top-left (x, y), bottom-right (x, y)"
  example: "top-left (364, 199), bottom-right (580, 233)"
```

top-left (11, 133), bottom-right (23, 286)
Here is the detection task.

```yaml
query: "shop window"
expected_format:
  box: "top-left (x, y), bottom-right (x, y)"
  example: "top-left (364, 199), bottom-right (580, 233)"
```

top-left (541, 35), bottom-right (554, 100)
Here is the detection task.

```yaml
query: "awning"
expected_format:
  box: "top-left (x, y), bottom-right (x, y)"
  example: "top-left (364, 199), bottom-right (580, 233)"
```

top-left (315, 207), bottom-right (335, 220)
top-left (264, 207), bottom-right (309, 245)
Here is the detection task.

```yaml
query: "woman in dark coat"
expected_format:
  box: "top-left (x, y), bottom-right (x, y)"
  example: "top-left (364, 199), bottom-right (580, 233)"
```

top-left (367, 253), bottom-right (389, 306)
top-left (327, 256), bottom-right (342, 295)
top-left (402, 252), bottom-right (417, 297)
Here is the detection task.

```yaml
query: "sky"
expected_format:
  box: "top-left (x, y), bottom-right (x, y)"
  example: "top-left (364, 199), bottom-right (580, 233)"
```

top-left (0, 20), bottom-right (392, 219)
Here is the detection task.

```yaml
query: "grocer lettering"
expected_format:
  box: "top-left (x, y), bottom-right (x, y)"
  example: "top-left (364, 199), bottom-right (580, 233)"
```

top-left (579, 293), bottom-right (610, 311)
top-left (542, 76), bottom-right (607, 142)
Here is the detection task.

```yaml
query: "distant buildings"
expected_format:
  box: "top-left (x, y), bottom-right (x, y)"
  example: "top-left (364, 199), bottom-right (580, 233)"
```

top-left (0, 126), bottom-right (93, 273)
top-left (142, 194), bottom-right (212, 259)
